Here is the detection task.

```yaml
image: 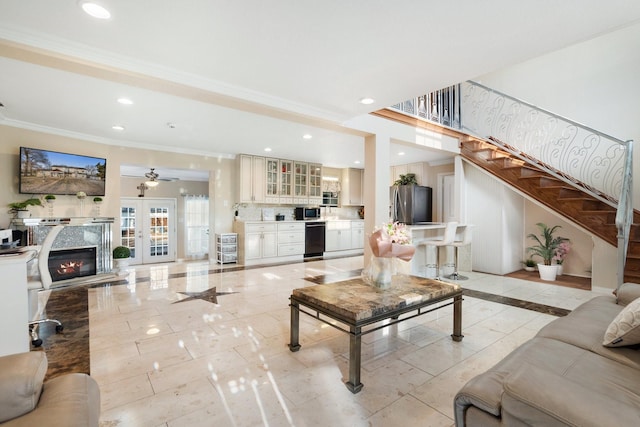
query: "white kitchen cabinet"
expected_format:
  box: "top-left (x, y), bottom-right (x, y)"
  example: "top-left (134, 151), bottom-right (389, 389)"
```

top-left (238, 154), bottom-right (266, 203)
top-left (308, 163), bottom-right (323, 205)
top-left (293, 161), bottom-right (308, 205)
top-left (350, 220), bottom-right (365, 249)
top-left (238, 222), bottom-right (277, 261)
top-left (279, 159), bottom-right (294, 204)
top-left (341, 168), bottom-right (363, 206)
top-left (277, 222), bottom-right (305, 256)
top-left (265, 158), bottom-right (280, 203)
top-left (325, 220), bottom-right (352, 251)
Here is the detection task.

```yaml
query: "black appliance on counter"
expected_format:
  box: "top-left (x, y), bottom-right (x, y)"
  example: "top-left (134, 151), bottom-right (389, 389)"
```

top-left (304, 221), bottom-right (325, 258)
top-left (295, 207), bottom-right (321, 220)
top-left (390, 185), bottom-right (432, 224)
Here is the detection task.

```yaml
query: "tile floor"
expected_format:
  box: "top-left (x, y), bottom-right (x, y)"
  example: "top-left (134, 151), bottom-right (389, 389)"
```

top-left (88, 257), bottom-right (608, 426)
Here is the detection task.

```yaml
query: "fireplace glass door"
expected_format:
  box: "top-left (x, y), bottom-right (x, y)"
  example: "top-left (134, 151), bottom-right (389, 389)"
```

top-left (120, 198), bottom-right (176, 265)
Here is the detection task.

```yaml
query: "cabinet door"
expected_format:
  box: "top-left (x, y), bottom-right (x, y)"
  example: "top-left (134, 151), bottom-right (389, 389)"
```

top-left (341, 168), bottom-right (363, 206)
top-left (351, 225), bottom-right (364, 249)
top-left (294, 162), bottom-right (308, 203)
top-left (239, 155), bottom-right (266, 203)
top-left (325, 229), bottom-right (340, 251)
top-left (266, 158), bottom-right (279, 200)
top-left (245, 233), bottom-right (262, 260)
top-left (338, 229), bottom-right (352, 250)
top-left (308, 163), bottom-right (323, 204)
top-left (262, 232), bottom-right (278, 258)
top-left (279, 160), bottom-right (293, 203)
top-left (252, 156), bottom-right (266, 203)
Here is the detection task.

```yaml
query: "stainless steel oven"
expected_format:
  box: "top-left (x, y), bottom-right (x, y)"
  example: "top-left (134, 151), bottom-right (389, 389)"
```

top-left (304, 221), bottom-right (325, 258)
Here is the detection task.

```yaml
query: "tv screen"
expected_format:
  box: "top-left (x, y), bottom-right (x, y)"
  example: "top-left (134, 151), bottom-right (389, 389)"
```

top-left (19, 147), bottom-right (106, 196)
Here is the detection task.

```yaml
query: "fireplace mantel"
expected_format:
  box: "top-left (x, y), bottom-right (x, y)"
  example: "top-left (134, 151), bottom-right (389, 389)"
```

top-left (11, 217), bottom-right (114, 274)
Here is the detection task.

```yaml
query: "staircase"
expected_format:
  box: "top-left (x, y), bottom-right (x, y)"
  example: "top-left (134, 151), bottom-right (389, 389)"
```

top-left (459, 135), bottom-right (640, 282)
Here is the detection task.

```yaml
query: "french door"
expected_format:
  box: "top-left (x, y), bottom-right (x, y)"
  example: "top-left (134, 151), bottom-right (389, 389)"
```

top-left (120, 198), bottom-right (177, 265)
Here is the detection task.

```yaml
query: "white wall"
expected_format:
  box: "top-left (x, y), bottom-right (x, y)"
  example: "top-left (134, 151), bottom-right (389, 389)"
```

top-left (465, 163), bottom-right (524, 275)
top-left (476, 22), bottom-right (640, 209)
top-left (0, 125), bottom-right (236, 263)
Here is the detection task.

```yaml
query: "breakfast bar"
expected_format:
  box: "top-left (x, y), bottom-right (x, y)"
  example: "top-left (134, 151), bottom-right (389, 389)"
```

top-left (289, 275), bottom-right (463, 393)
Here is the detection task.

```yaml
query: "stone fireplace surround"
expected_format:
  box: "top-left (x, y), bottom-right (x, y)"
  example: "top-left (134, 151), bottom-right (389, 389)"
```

top-left (11, 217), bottom-right (114, 279)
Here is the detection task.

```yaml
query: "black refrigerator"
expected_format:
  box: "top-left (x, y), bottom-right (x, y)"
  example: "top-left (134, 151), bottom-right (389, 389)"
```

top-left (390, 185), bottom-right (432, 224)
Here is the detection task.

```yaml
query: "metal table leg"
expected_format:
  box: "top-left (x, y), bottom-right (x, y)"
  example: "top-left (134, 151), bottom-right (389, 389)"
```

top-left (345, 325), bottom-right (363, 393)
top-left (451, 294), bottom-right (464, 342)
top-left (288, 299), bottom-right (301, 352)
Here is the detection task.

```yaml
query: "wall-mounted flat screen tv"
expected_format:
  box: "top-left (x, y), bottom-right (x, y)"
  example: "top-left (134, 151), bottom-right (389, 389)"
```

top-left (19, 146), bottom-right (106, 196)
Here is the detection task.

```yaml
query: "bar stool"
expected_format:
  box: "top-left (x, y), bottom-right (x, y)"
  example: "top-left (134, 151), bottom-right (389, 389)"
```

top-left (446, 225), bottom-right (472, 280)
top-left (421, 222), bottom-right (458, 280)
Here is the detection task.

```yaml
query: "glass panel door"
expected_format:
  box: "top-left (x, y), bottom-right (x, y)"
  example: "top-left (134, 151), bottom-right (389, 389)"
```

top-left (120, 198), bottom-right (176, 265)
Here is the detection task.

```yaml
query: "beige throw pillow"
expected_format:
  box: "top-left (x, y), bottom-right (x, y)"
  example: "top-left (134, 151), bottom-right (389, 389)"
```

top-left (603, 297), bottom-right (640, 347)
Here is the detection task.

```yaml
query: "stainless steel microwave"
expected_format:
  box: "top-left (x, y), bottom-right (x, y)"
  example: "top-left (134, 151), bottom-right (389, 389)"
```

top-left (295, 207), bottom-right (320, 220)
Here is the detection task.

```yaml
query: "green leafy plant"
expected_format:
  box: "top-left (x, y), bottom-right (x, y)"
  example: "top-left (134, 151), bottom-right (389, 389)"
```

top-left (112, 246), bottom-right (131, 259)
top-left (8, 197), bottom-right (42, 212)
top-left (523, 259), bottom-right (536, 268)
top-left (93, 197), bottom-right (103, 203)
top-left (44, 194), bottom-right (56, 201)
top-left (527, 223), bottom-right (569, 265)
top-left (393, 173), bottom-right (418, 186)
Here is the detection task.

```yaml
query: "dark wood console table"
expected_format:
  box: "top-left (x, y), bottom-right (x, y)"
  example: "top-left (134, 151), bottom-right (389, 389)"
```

top-left (289, 275), bottom-right (463, 393)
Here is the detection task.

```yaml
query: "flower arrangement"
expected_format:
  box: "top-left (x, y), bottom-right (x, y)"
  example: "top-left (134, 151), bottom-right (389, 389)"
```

top-left (553, 241), bottom-right (572, 265)
top-left (369, 222), bottom-right (415, 261)
top-left (381, 221), bottom-right (411, 246)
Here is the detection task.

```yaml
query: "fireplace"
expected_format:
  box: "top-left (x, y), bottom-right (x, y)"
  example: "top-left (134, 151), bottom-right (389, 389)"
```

top-left (48, 247), bottom-right (97, 282)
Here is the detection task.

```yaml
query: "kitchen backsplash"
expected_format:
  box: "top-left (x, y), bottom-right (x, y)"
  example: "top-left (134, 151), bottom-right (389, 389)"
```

top-left (235, 205), bottom-right (361, 221)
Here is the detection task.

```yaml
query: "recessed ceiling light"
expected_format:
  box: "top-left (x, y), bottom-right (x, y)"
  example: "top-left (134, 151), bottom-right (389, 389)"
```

top-left (354, 160), bottom-right (361, 164)
top-left (112, 125), bottom-right (125, 131)
top-left (264, 148), bottom-right (272, 152)
top-left (303, 134), bottom-right (312, 140)
top-left (80, 1), bottom-right (111, 19)
top-left (359, 97), bottom-right (375, 105)
top-left (117, 97), bottom-right (133, 105)
top-left (398, 152), bottom-right (405, 156)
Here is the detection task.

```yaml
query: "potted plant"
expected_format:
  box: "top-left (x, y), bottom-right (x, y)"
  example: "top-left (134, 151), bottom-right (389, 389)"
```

top-left (92, 196), bottom-right (103, 203)
top-left (393, 173), bottom-right (418, 186)
top-left (112, 246), bottom-right (131, 277)
top-left (522, 259), bottom-right (537, 272)
top-left (44, 194), bottom-right (56, 202)
top-left (8, 197), bottom-right (42, 218)
top-left (526, 223), bottom-right (568, 281)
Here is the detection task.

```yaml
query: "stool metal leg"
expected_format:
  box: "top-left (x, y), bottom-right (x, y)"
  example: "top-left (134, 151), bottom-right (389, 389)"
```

top-left (446, 246), bottom-right (468, 280)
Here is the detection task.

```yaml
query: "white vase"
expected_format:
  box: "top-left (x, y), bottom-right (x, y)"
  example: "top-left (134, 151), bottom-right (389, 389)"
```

top-left (114, 258), bottom-right (130, 277)
top-left (537, 263), bottom-right (558, 281)
top-left (556, 263), bottom-right (563, 276)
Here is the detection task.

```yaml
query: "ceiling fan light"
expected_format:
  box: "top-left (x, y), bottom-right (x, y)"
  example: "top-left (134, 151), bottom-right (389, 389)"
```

top-left (145, 180), bottom-right (159, 187)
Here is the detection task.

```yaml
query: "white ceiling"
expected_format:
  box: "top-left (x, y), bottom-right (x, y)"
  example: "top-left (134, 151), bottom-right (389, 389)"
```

top-left (1, 1), bottom-right (640, 181)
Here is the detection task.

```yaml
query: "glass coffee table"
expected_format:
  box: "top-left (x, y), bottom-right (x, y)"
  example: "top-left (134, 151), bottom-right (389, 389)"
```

top-left (289, 274), bottom-right (463, 393)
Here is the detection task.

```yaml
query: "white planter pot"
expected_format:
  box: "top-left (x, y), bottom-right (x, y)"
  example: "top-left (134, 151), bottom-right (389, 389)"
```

top-left (524, 266), bottom-right (536, 272)
top-left (556, 263), bottom-right (563, 276)
top-left (537, 263), bottom-right (558, 281)
top-left (114, 258), bottom-right (130, 277)
top-left (16, 210), bottom-right (30, 219)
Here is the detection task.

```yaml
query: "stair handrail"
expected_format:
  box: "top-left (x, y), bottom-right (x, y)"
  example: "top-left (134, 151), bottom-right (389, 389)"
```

top-left (616, 140), bottom-right (633, 295)
top-left (461, 81), bottom-right (628, 202)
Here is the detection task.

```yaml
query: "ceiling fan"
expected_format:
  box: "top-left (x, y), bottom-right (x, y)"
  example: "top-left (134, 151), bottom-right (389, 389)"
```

top-left (144, 168), bottom-right (160, 187)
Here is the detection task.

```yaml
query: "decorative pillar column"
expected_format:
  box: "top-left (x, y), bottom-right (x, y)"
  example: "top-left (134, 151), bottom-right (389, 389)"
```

top-left (363, 133), bottom-right (391, 264)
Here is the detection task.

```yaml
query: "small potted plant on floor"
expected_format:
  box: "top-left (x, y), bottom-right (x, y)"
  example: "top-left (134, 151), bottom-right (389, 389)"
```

top-left (527, 223), bottom-right (568, 281)
top-left (522, 259), bottom-right (537, 272)
top-left (112, 245), bottom-right (131, 277)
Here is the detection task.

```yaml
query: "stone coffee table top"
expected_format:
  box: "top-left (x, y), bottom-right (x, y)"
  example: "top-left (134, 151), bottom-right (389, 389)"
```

top-left (292, 275), bottom-right (461, 322)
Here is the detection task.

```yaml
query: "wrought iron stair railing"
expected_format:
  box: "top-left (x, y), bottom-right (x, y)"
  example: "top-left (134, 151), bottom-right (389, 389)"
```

top-left (387, 81), bottom-right (633, 291)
